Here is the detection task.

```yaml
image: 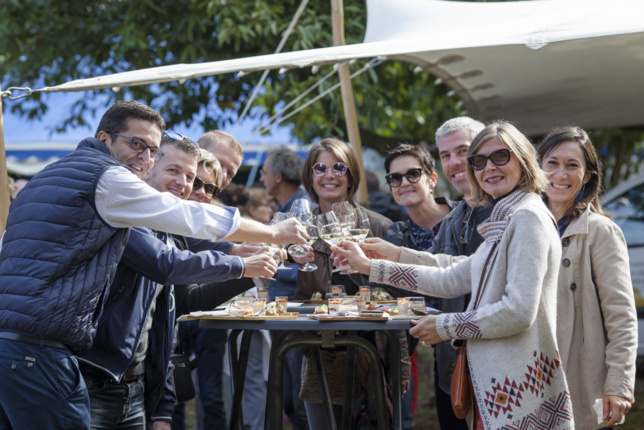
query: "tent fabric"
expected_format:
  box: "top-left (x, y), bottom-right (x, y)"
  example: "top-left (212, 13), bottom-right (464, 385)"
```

top-left (20, 0), bottom-right (644, 134)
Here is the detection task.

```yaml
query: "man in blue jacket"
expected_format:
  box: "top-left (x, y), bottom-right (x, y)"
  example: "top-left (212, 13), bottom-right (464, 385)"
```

top-left (78, 134), bottom-right (279, 430)
top-left (0, 101), bottom-right (305, 430)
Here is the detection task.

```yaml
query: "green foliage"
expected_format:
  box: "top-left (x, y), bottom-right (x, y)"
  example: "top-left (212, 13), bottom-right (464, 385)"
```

top-left (0, 0), bottom-right (461, 148)
top-left (1, 0), bottom-right (642, 185)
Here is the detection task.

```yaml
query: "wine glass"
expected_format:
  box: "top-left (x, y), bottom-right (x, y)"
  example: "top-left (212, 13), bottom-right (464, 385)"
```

top-left (269, 212), bottom-right (290, 269)
top-left (288, 221), bottom-right (319, 272)
top-left (317, 212), bottom-right (342, 246)
top-left (350, 207), bottom-right (371, 242)
top-left (331, 201), bottom-right (356, 239)
top-left (289, 199), bottom-right (313, 225)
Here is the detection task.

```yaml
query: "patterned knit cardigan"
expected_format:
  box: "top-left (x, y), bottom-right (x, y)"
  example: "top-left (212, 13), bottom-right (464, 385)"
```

top-left (370, 191), bottom-right (575, 430)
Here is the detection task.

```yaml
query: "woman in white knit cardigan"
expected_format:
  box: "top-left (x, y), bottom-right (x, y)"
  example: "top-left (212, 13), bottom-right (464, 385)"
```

top-left (332, 121), bottom-right (574, 430)
top-left (539, 127), bottom-right (636, 428)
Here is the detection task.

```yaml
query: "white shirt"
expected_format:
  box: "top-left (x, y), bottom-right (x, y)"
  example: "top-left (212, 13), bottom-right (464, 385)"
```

top-left (0, 166), bottom-right (240, 255)
top-left (95, 166), bottom-right (240, 240)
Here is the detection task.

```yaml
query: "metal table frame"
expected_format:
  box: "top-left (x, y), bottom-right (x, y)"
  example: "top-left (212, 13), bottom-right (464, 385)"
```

top-left (199, 317), bottom-right (412, 430)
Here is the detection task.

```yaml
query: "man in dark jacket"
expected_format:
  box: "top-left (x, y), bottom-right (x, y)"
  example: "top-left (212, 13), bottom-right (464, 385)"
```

top-left (0, 101), bottom-right (304, 430)
top-left (429, 117), bottom-right (491, 430)
top-left (78, 135), bottom-right (279, 430)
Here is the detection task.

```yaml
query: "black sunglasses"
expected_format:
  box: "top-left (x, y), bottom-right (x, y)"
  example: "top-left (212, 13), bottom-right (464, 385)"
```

top-left (467, 148), bottom-right (513, 171)
top-left (385, 168), bottom-right (424, 187)
top-left (312, 162), bottom-right (348, 176)
top-left (193, 177), bottom-right (221, 198)
top-left (110, 133), bottom-right (164, 161)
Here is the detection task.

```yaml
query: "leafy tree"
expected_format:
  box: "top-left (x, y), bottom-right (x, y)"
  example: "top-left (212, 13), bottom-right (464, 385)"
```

top-left (1, 0), bottom-right (642, 183)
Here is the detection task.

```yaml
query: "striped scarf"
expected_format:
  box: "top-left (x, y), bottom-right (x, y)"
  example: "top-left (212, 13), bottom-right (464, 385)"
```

top-left (477, 190), bottom-right (538, 244)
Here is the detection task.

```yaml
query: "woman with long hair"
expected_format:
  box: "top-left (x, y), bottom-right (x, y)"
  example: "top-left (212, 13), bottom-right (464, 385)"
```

top-left (296, 137), bottom-right (410, 429)
top-left (333, 121), bottom-right (574, 429)
top-left (539, 126), bottom-right (636, 428)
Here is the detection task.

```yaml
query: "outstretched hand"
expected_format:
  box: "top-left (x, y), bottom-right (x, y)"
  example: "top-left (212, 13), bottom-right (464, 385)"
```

top-left (272, 218), bottom-right (308, 245)
top-left (330, 240), bottom-right (371, 275)
top-left (360, 237), bottom-right (402, 262)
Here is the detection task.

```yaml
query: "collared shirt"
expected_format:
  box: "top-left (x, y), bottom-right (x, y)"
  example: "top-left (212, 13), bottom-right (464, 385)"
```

top-left (95, 166), bottom-right (240, 240)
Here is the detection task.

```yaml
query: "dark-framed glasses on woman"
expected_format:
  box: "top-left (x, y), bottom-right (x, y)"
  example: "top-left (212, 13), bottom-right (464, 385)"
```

top-left (193, 177), bottom-right (220, 198)
top-left (312, 162), bottom-right (348, 176)
top-left (385, 168), bottom-right (424, 187)
top-left (467, 148), bottom-right (513, 171)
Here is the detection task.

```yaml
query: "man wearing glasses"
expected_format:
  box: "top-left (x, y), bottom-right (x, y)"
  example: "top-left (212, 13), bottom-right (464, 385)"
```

top-left (0, 101), bottom-right (306, 429)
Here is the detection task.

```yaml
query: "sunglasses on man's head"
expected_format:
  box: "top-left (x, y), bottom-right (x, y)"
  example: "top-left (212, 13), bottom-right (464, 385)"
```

top-left (467, 148), bottom-right (513, 171)
top-left (312, 162), bottom-right (348, 177)
top-left (193, 177), bottom-right (221, 198)
top-left (385, 168), bottom-right (424, 188)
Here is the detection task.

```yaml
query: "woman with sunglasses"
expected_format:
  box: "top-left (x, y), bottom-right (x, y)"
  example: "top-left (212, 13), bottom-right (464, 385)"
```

top-left (332, 121), bottom-right (574, 429)
top-left (538, 127), bottom-right (636, 429)
top-left (296, 137), bottom-right (411, 429)
top-left (189, 149), bottom-right (223, 204)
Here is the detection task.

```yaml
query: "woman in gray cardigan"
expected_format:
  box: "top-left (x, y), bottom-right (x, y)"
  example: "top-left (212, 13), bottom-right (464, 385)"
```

top-left (539, 127), bottom-right (636, 428)
top-left (332, 121), bottom-right (574, 429)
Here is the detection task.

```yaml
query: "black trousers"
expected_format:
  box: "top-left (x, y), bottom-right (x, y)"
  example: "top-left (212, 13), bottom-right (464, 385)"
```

top-left (434, 360), bottom-right (468, 430)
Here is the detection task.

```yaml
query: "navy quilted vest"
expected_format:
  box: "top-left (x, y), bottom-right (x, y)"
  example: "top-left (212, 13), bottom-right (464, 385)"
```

top-left (0, 138), bottom-right (130, 353)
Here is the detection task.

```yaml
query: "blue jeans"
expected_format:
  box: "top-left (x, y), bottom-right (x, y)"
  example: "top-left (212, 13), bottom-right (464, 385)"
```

top-left (0, 338), bottom-right (89, 430)
top-left (82, 370), bottom-right (145, 430)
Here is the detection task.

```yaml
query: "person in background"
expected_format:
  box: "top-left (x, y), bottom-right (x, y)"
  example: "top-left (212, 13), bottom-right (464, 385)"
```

top-left (429, 116), bottom-right (488, 430)
top-left (296, 137), bottom-right (410, 429)
top-left (241, 188), bottom-right (274, 224)
top-left (539, 126), bottom-right (636, 429)
top-left (259, 147), bottom-right (311, 429)
top-left (333, 121), bottom-right (574, 429)
top-left (380, 143), bottom-right (455, 429)
top-left (366, 170), bottom-right (408, 222)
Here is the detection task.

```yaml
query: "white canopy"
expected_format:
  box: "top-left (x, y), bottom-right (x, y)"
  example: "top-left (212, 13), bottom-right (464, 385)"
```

top-left (28, 0), bottom-right (644, 134)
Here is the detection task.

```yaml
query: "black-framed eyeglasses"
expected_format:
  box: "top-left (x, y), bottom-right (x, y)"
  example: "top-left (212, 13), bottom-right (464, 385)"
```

top-left (110, 133), bottom-right (164, 161)
top-left (467, 148), bottom-right (513, 171)
top-left (385, 168), bottom-right (424, 188)
top-left (312, 162), bottom-right (348, 177)
top-left (193, 176), bottom-right (221, 198)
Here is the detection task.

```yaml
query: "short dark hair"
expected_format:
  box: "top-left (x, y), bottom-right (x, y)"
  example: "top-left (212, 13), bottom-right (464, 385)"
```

top-left (267, 148), bottom-right (304, 187)
top-left (384, 143), bottom-right (436, 175)
top-left (365, 171), bottom-right (380, 193)
top-left (95, 100), bottom-right (166, 137)
top-left (160, 135), bottom-right (201, 161)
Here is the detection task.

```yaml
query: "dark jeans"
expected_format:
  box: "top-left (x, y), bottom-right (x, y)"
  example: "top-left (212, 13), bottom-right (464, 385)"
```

top-left (82, 369), bottom-right (146, 430)
top-left (0, 338), bottom-right (90, 429)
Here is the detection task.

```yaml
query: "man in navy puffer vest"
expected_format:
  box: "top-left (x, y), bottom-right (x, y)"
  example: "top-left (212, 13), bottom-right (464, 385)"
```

top-left (0, 101), bottom-right (306, 430)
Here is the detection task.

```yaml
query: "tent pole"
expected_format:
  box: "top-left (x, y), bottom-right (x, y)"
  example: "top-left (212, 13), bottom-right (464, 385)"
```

top-left (331, 0), bottom-right (369, 206)
top-left (0, 87), bottom-right (10, 232)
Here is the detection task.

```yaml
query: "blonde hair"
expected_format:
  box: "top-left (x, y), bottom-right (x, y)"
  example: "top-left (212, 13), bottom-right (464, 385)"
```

top-left (466, 121), bottom-right (548, 204)
top-left (197, 149), bottom-right (223, 188)
top-left (301, 138), bottom-right (361, 205)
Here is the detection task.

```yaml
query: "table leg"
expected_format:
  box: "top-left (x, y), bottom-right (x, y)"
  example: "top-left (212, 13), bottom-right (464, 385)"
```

top-left (383, 330), bottom-right (403, 430)
top-left (228, 329), bottom-right (253, 430)
top-left (311, 346), bottom-right (337, 430)
top-left (265, 330), bottom-right (289, 429)
top-left (265, 333), bottom-right (389, 430)
top-left (340, 344), bottom-right (355, 430)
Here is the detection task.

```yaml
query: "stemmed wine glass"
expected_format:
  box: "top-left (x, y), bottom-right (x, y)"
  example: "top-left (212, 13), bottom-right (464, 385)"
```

top-left (269, 212), bottom-right (290, 269)
top-left (287, 199), bottom-right (318, 271)
top-left (331, 201), bottom-right (356, 240)
top-left (288, 221), bottom-right (319, 272)
top-left (350, 207), bottom-right (371, 242)
top-left (317, 212), bottom-right (342, 246)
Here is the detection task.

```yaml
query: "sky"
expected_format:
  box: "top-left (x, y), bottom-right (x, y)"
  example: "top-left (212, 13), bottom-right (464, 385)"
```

top-left (2, 92), bottom-right (295, 145)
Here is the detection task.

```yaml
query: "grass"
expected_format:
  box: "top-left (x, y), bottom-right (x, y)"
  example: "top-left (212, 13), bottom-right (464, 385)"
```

top-left (183, 346), bottom-right (644, 429)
